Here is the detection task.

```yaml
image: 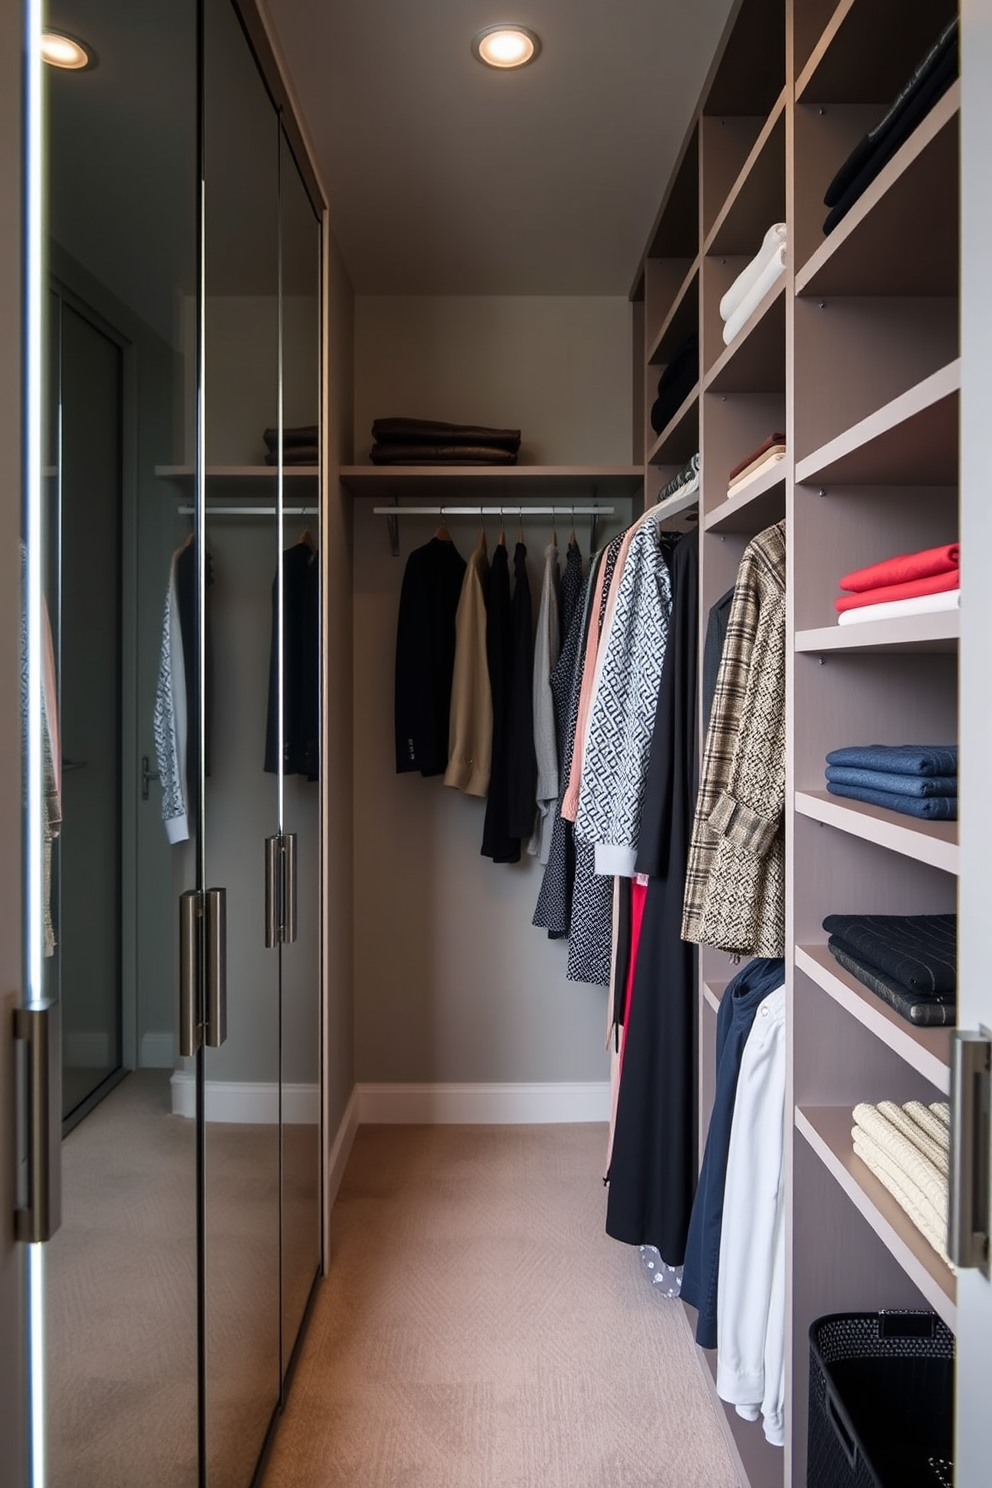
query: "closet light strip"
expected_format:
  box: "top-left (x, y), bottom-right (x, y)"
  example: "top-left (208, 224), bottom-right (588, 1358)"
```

top-left (370, 506), bottom-right (615, 517)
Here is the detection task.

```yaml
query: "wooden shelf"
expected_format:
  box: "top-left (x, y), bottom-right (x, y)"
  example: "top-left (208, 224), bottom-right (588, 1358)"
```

top-left (647, 260), bottom-right (699, 366)
top-left (795, 360), bottom-right (960, 486)
top-left (650, 481), bottom-right (700, 524)
top-left (338, 466), bottom-right (644, 499)
top-left (795, 610), bottom-right (959, 655)
top-left (705, 94), bottom-right (786, 257)
top-left (646, 388), bottom-right (699, 467)
top-left (796, 83), bottom-right (959, 298)
top-left (795, 789), bottom-right (958, 875)
top-left (704, 277), bottom-right (786, 394)
top-left (796, 944), bottom-right (951, 1094)
top-left (646, 121), bottom-right (700, 262)
top-left (703, 469), bottom-right (786, 535)
top-left (156, 465), bottom-right (319, 481)
top-left (796, 1106), bottom-right (956, 1330)
top-left (797, 0), bottom-right (959, 106)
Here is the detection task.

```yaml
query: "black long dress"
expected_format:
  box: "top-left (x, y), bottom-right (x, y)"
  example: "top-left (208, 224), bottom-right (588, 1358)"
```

top-left (605, 528), bottom-right (700, 1265)
top-left (481, 540), bottom-right (519, 863)
top-left (506, 541), bottom-right (537, 839)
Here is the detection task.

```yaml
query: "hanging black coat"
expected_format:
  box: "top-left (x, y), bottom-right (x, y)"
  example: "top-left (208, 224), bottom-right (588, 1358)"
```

top-left (481, 540), bottom-right (519, 863)
top-left (506, 541), bottom-right (537, 839)
top-left (606, 527), bottom-right (700, 1265)
top-left (265, 540), bottom-right (320, 781)
top-left (393, 535), bottom-right (466, 776)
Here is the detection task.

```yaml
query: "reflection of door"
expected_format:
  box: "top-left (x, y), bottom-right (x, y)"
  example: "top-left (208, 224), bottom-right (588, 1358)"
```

top-left (57, 299), bottom-right (125, 1125)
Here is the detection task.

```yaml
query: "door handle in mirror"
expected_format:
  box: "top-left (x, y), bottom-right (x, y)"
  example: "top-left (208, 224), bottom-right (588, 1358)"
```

top-left (204, 888), bottom-right (227, 1048)
top-left (14, 999), bottom-right (62, 1242)
top-left (284, 833), bottom-right (297, 945)
top-left (179, 890), bottom-right (201, 1057)
top-left (265, 836), bottom-right (280, 948)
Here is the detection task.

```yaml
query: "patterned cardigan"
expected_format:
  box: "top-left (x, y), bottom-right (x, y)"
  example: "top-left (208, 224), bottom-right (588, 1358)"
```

top-left (681, 520), bottom-right (786, 956)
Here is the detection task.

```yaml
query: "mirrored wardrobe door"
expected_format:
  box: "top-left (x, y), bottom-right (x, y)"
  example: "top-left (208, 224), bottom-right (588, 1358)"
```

top-left (277, 124), bottom-right (323, 1381)
top-left (201, 0), bottom-right (282, 1480)
top-left (41, 2), bottom-right (201, 1484)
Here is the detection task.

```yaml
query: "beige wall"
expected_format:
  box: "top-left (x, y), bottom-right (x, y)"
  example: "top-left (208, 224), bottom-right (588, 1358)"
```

top-left (351, 293), bottom-right (633, 1085)
top-left (353, 294), bottom-right (632, 464)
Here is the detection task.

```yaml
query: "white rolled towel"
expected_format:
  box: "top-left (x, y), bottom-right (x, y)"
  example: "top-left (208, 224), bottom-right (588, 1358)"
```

top-left (722, 245), bottom-right (787, 346)
top-left (719, 223), bottom-right (787, 322)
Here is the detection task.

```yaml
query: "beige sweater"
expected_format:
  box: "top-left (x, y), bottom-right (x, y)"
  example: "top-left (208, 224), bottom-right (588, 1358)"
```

top-left (444, 534), bottom-right (492, 797)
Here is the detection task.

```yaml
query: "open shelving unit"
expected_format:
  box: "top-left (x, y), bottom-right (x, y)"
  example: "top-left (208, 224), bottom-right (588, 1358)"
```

top-left (630, 0), bottom-right (961, 1482)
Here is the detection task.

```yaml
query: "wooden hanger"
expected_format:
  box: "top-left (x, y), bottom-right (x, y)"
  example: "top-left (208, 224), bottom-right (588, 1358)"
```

top-left (435, 523), bottom-right (452, 542)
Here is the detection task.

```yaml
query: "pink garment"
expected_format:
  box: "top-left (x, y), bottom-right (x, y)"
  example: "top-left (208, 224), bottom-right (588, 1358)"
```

top-left (561, 549), bottom-right (625, 821)
top-left (606, 877), bottom-right (649, 1175)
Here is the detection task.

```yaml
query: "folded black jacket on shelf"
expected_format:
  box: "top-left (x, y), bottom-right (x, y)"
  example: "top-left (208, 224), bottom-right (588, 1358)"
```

top-left (827, 938), bottom-right (956, 1028)
top-left (650, 334), bottom-right (698, 435)
top-left (370, 444), bottom-right (518, 466)
top-left (263, 424), bottom-right (319, 450)
top-left (822, 17), bottom-right (958, 236)
top-left (264, 447), bottom-right (319, 466)
top-left (822, 912), bottom-right (956, 994)
top-left (371, 416), bottom-right (521, 452)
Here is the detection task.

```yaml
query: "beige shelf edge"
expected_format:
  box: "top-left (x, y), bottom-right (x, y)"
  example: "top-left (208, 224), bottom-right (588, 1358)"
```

top-left (795, 610), bottom-right (960, 654)
top-left (703, 465), bottom-right (786, 533)
top-left (795, 789), bottom-right (958, 875)
top-left (795, 359), bottom-right (961, 486)
top-left (646, 257), bottom-right (700, 366)
top-left (702, 89), bottom-right (787, 257)
top-left (795, 82), bottom-right (960, 298)
top-left (796, 945), bottom-right (951, 1095)
top-left (795, 0), bottom-right (857, 101)
top-left (339, 465), bottom-right (645, 497)
top-left (702, 980), bottom-right (728, 1014)
top-left (156, 465), bottom-right (319, 478)
top-left (796, 1106), bottom-right (956, 1330)
top-left (703, 276), bottom-right (786, 393)
top-left (646, 387), bottom-right (700, 466)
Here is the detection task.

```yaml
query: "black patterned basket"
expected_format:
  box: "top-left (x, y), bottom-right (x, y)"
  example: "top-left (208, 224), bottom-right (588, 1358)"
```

top-left (808, 1312), bottom-right (954, 1488)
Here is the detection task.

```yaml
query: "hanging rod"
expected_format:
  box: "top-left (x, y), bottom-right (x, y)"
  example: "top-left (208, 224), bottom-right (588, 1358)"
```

top-left (177, 505), bottom-right (318, 516)
top-left (371, 506), bottom-right (613, 516)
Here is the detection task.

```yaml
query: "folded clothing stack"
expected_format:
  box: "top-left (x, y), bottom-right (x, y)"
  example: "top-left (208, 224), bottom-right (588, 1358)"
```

top-left (825, 743), bottom-right (958, 821)
top-left (656, 452), bottom-right (700, 506)
top-left (369, 417), bottom-right (521, 466)
top-left (263, 424), bottom-right (319, 467)
top-left (720, 224), bottom-right (787, 346)
top-left (650, 335), bottom-right (698, 436)
top-left (823, 18), bottom-right (958, 236)
top-left (835, 542), bottom-right (959, 626)
top-left (851, 1100), bottom-right (952, 1268)
top-left (727, 433), bottom-right (786, 499)
top-left (823, 911), bottom-right (956, 1027)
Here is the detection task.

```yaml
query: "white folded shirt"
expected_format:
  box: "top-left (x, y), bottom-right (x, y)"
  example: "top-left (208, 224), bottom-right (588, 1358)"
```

top-left (837, 588), bottom-right (961, 625)
top-left (720, 223), bottom-right (787, 322)
top-left (722, 245), bottom-right (787, 346)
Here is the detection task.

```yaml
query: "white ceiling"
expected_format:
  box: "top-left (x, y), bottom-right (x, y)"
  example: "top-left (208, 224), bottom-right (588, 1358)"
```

top-left (265, 0), bottom-right (735, 296)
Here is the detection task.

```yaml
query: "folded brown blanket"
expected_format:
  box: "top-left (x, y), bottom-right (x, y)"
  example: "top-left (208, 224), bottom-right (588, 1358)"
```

top-left (371, 417), bottom-right (521, 452)
top-left (370, 444), bottom-right (518, 466)
top-left (263, 425), bottom-right (319, 449)
top-left (728, 432), bottom-right (786, 483)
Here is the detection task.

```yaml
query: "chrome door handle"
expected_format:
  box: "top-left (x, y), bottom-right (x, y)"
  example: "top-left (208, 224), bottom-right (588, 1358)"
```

top-left (265, 836), bottom-right (280, 948)
top-left (949, 1028), bottom-right (991, 1273)
top-left (14, 1000), bottom-right (62, 1242)
top-left (284, 833), bottom-right (297, 945)
top-left (204, 888), bottom-right (227, 1048)
top-left (179, 890), bottom-right (201, 1057)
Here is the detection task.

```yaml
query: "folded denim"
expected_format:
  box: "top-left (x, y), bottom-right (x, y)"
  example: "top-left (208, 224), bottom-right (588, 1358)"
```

top-left (822, 912), bottom-right (956, 993)
top-left (828, 941), bottom-right (956, 1027)
top-left (825, 780), bottom-right (957, 820)
top-left (825, 743), bottom-right (958, 777)
top-left (825, 765), bottom-right (957, 798)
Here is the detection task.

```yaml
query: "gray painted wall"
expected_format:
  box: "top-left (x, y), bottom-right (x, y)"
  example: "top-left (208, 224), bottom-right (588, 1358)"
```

top-left (351, 293), bottom-right (632, 1086)
top-left (955, 1), bottom-right (992, 1478)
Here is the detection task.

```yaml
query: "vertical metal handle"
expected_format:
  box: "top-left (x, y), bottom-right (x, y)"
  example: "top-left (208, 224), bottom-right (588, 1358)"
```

top-left (204, 887), bottom-right (227, 1048)
top-left (179, 890), bottom-right (201, 1057)
top-left (14, 1001), bottom-right (62, 1242)
top-left (284, 833), bottom-right (297, 945)
top-left (265, 835), bottom-right (280, 948)
top-left (949, 1028), bottom-right (991, 1273)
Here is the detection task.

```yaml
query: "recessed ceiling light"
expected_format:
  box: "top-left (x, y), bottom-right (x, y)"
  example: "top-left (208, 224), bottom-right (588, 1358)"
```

top-left (41, 31), bottom-right (93, 70)
top-left (472, 24), bottom-right (541, 70)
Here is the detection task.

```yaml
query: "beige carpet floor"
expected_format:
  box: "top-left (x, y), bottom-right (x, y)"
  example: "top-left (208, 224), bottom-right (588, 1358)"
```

top-left (262, 1124), bottom-right (739, 1488)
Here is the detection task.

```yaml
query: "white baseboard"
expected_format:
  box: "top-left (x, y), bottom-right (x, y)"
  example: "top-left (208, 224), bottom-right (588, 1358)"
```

top-left (63, 1031), bottom-right (112, 1067)
top-left (140, 1031), bottom-right (174, 1069)
top-left (356, 1081), bottom-right (611, 1125)
top-left (170, 1074), bottom-right (320, 1124)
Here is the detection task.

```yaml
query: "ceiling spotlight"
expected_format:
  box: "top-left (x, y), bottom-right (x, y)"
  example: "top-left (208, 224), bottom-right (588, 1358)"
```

top-left (41, 31), bottom-right (93, 70)
top-left (472, 24), bottom-right (541, 70)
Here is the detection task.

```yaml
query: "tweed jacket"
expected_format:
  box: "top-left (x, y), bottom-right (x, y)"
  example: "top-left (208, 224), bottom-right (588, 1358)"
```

top-left (681, 520), bottom-right (786, 956)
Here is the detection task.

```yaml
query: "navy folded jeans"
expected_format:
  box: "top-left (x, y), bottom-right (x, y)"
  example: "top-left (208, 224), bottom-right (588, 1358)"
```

top-left (680, 956), bottom-right (785, 1350)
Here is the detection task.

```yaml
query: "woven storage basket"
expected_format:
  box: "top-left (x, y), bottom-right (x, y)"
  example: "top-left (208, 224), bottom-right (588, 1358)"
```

top-left (808, 1311), bottom-right (954, 1488)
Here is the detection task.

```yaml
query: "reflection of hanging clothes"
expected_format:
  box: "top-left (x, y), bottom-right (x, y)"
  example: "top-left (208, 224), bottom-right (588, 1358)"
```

top-left (265, 539), bottom-right (320, 780)
top-left (153, 539), bottom-right (213, 844)
top-left (41, 595), bottom-right (62, 957)
top-left (481, 541), bottom-right (518, 863)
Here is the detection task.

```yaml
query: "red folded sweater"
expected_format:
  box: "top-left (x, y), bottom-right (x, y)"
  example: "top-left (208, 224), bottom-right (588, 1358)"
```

top-left (840, 542), bottom-right (959, 593)
top-left (835, 568), bottom-right (959, 613)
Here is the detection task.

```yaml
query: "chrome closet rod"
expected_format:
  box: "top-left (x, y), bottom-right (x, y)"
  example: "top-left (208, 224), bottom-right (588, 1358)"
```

top-left (177, 505), bottom-right (319, 516)
top-left (371, 505), bottom-right (614, 517)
